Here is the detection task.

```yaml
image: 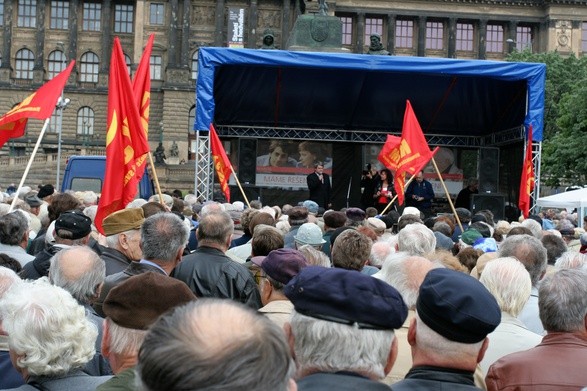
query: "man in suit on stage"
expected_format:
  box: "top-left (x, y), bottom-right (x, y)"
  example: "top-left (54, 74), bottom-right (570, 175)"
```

top-left (307, 162), bottom-right (331, 209)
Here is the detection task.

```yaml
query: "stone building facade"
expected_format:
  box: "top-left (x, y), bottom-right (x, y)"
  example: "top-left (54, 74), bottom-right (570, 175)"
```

top-left (0, 0), bottom-right (586, 163)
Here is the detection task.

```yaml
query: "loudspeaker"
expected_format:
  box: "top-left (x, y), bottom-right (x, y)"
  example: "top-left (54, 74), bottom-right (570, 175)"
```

top-left (238, 139), bottom-right (257, 185)
top-left (478, 148), bottom-right (499, 193)
top-left (472, 194), bottom-right (505, 221)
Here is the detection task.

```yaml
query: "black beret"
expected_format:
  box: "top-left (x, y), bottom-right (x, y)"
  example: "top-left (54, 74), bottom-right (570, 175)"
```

top-left (37, 184), bottom-right (55, 199)
top-left (55, 210), bottom-right (92, 240)
top-left (417, 268), bottom-right (500, 343)
top-left (285, 266), bottom-right (408, 330)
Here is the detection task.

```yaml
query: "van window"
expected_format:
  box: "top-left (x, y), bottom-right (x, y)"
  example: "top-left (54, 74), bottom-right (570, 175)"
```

top-left (71, 178), bottom-right (102, 193)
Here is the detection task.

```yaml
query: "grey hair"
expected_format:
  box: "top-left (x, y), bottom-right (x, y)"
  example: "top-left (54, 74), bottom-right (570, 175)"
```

top-left (196, 212), bottom-right (234, 246)
top-left (0, 279), bottom-right (97, 376)
top-left (555, 251), bottom-right (587, 270)
top-left (432, 222), bottom-right (452, 237)
top-left (291, 311), bottom-right (394, 380)
top-left (105, 318), bottom-right (148, 356)
top-left (370, 241), bottom-right (393, 268)
top-left (0, 212), bottom-right (28, 245)
top-left (0, 266), bottom-right (22, 298)
top-left (374, 252), bottom-right (440, 308)
top-left (297, 244), bottom-right (331, 267)
top-left (498, 234), bottom-right (547, 286)
top-left (105, 229), bottom-right (140, 250)
top-left (539, 268), bottom-right (587, 333)
top-left (521, 219), bottom-right (543, 239)
top-left (200, 202), bottom-right (225, 217)
top-left (397, 223), bottom-right (436, 256)
top-left (137, 299), bottom-right (294, 391)
top-left (48, 246), bottom-right (106, 305)
top-left (480, 257), bottom-right (531, 317)
top-left (141, 213), bottom-right (189, 263)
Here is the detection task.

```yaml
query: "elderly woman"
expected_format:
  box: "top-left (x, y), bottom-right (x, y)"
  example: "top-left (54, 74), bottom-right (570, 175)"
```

top-left (0, 279), bottom-right (111, 390)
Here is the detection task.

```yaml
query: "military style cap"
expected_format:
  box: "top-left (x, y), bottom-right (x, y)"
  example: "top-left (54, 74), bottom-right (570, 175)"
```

top-left (103, 207), bottom-right (145, 236)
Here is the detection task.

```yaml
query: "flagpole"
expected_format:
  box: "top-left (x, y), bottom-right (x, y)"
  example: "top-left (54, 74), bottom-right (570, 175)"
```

top-left (228, 165), bottom-right (251, 208)
top-left (430, 157), bottom-right (464, 233)
top-left (9, 118), bottom-right (51, 212)
top-left (146, 151), bottom-right (165, 206)
top-left (380, 174), bottom-right (417, 215)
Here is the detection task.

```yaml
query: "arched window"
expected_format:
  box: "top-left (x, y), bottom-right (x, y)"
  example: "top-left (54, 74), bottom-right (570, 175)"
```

top-left (80, 51), bottom-right (99, 83)
top-left (124, 53), bottom-right (131, 75)
top-left (150, 55), bottom-right (162, 80)
top-left (77, 106), bottom-right (94, 135)
top-left (47, 50), bottom-right (66, 79)
top-left (15, 48), bottom-right (34, 79)
top-left (191, 50), bottom-right (198, 80)
top-left (188, 105), bottom-right (195, 132)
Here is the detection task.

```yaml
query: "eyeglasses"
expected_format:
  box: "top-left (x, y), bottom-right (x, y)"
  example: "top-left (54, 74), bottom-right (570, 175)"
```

top-left (254, 272), bottom-right (267, 285)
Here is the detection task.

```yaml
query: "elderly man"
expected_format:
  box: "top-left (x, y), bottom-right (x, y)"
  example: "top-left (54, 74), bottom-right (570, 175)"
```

top-left (98, 272), bottom-right (195, 390)
top-left (254, 248), bottom-right (308, 328)
top-left (284, 266), bottom-right (408, 389)
top-left (294, 223), bottom-right (326, 251)
top-left (94, 212), bottom-right (189, 317)
top-left (331, 229), bottom-right (379, 275)
top-left (0, 267), bottom-right (24, 389)
top-left (0, 279), bottom-right (112, 390)
top-left (497, 234), bottom-right (547, 335)
top-left (137, 299), bottom-right (296, 390)
top-left (20, 210), bottom-right (93, 280)
top-left (486, 268), bottom-right (587, 390)
top-left (48, 246), bottom-right (111, 376)
top-left (479, 257), bottom-right (543, 374)
top-left (100, 208), bottom-right (145, 276)
top-left (0, 212), bottom-right (34, 267)
top-left (284, 206), bottom-right (309, 248)
top-left (405, 171), bottom-right (435, 218)
top-left (392, 268), bottom-right (501, 390)
top-left (397, 222), bottom-right (436, 256)
top-left (173, 211), bottom-right (262, 309)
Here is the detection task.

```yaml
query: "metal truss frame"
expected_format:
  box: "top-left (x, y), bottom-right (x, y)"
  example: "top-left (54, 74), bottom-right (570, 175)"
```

top-left (194, 132), bottom-right (212, 201)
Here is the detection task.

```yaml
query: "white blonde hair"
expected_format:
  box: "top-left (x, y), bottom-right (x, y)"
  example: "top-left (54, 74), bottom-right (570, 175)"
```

top-left (480, 257), bottom-right (531, 316)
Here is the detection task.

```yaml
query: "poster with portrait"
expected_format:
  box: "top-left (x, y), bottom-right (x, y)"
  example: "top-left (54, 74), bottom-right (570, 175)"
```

top-left (364, 145), bottom-right (464, 197)
top-left (255, 140), bottom-right (333, 189)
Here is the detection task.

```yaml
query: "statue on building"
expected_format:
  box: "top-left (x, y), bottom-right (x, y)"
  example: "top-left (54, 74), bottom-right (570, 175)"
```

top-left (261, 29), bottom-right (277, 50)
top-left (170, 141), bottom-right (179, 158)
top-left (298, 0), bottom-right (328, 15)
top-left (154, 142), bottom-right (166, 165)
top-left (366, 34), bottom-right (390, 55)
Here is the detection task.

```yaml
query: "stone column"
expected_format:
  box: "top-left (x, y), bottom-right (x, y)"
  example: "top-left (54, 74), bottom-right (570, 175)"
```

top-left (248, 0), bottom-right (258, 49)
top-left (386, 14), bottom-right (396, 55)
top-left (508, 20), bottom-right (517, 53)
top-left (34, 0), bottom-right (46, 83)
top-left (447, 18), bottom-right (456, 58)
top-left (282, 0), bottom-right (291, 47)
top-left (180, 0), bottom-right (190, 67)
top-left (478, 19), bottom-right (487, 60)
top-left (100, 0), bottom-right (112, 73)
top-left (356, 13), bottom-right (365, 54)
top-left (0, 0), bottom-right (14, 83)
top-left (214, 0), bottom-right (225, 46)
top-left (167, 0), bottom-right (179, 67)
top-left (133, 0), bottom-right (145, 64)
top-left (68, 0), bottom-right (78, 73)
top-left (417, 16), bottom-right (426, 56)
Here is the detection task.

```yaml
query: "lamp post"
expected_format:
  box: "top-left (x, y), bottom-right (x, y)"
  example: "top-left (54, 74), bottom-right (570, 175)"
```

top-left (55, 42), bottom-right (69, 191)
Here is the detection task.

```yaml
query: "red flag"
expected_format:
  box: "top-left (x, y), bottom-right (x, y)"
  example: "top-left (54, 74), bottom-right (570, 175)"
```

top-left (131, 34), bottom-right (154, 180)
top-left (378, 100), bottom-right (436, 205)
top-left (95, 37), bottom-right (150, 234)
top-left (518, 125), bottom-right (535, 218)
top-left (209, 124), bottom-right (233, 202)
top-left (0, 61), bottom-right (75, 148)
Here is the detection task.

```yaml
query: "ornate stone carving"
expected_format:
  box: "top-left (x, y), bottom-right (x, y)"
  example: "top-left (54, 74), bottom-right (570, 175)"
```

top-left (556, 20), bottom-right (572, 50)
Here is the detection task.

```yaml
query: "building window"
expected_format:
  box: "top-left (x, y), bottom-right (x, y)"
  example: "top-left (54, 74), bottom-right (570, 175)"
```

top-left (426, 21), bottom-right (444, 50)
top-left (189, 105), bottom-right (195, 132)
top-left (83, 2), bottom-right (101, 31)
top-left (150, 55), bottom-right (162, 80)
top-left (50, 1), bottom-right (69, 29)
top-left (0, 0), bottom-right (5, 27)
top-left (114, 3), bottom-right (134, 33)
top-left (516, 26), bottom-right (532, 51)
top-left (77, 107), bottom-right (95, 135)
top-left (49, 111), bottom-right (59, 133)
top-left (124, 53), bottom-right (131, 75)
top-left (486, 24), bottom-right (504, 53)
top-left (582, 23), bottom-right (587, 53)
top-left (15, 48), bottom-right (34, 79)
top-left (340, 16), bottom-right (353, 46)
top-left (365, 17), bottom-right (383, 43)
top-left (18, 0), bottom-right (37, 28)
top-left (396, 19), bottom-right (413, 49)
top-left (47, 50), bottom-right (66, 79)
top-left (191, 51), bottom-right (198, 80)
top-left (456, 22), bottom-right (474, 51)
top-left (80, 51), bottom-right (99, 83)
top-left (149, 3), bottom-right (164, 25)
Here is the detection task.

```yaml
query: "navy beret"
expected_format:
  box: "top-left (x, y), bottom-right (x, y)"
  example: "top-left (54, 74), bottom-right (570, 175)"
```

top-left (285, 266), bottom-right (408, 330)
top-left (417, 268), bottom-right (500, 343)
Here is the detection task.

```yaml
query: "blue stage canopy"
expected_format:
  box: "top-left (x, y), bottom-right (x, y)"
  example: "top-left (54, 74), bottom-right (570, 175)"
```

top-left (195, 48), bottom-right (546, 141)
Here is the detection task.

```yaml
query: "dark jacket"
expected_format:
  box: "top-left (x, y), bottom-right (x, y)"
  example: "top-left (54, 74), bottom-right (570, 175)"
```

top-left (93, 262), bottom-right (166, 317)
top-left (100, 246), bottom-right (133, 276)
top-left (391, 366), bottom-right (482, 390)
top-left (405, 179), bottom-right (435, 212)
top-left (3, 370), bottom-right (111, 391)
top-left (298, 372), bottom-right (391, 391)
top-left (19, 245), bottom-right (63, 280)
top-left (96, 367), bottom-right (136, 391)
top-left (307, 172), bottom-right (331, 209)
top-left (172, 246), bottom-right (262, 309)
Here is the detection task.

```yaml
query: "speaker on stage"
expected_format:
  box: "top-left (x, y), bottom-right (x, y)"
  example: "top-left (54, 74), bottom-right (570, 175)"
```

top-left (479, 148), bottom-right (499, 193)
top-left (472, 194), bottom-right (505, 221)
top-left (238, 139), bottom-right (257, 185)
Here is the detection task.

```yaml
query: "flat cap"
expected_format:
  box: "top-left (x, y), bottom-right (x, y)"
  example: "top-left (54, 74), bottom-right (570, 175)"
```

top-left (24, 193), bottom-right (42, 207)
top-left (417, 268), bottom-right (500, 343)
top-left (55, 211), bottom-right (92, 240)
top-left (345, 207), bottom-right (366, 222)
top-left (323, 211), bottom-right (347, 229)
top-left (294, 223), bottom-right (325, 246)
top-left (461, 228), bottom-right (483, 245)
top-left (302, 200), bottom-right (319, 215)
top-left (37, 184), bottom-right (55, 199)
top-left (103, 208), bottom-right (145, 236)
top-left (259, 248), bottom-right (308, 285)
top-left (285, 266), bottom-right (408, 330)
top-left (366, 217), bottom-right (386, 234)
top-left (103, 272), bottom-right (196, 330)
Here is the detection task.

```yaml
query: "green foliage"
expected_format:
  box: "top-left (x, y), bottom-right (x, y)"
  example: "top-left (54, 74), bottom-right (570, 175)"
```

top-left (506, 50), bottom-right (587, 187)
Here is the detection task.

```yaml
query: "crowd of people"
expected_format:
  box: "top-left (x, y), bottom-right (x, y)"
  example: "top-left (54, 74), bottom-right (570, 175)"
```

top-left (0, 181), bottom-right (586, 390)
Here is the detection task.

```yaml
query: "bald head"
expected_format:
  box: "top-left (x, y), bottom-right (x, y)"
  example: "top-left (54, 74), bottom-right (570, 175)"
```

top-left (49, 246), bottom-right (106, 305)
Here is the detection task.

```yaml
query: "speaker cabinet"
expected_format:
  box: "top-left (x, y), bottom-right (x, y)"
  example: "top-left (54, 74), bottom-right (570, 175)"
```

top-left (472, 194), bottom-right (505, 221)
top-left (238, 139), bottom-right (257, 185)
top-left (478, 148), bottom-right (499, 193)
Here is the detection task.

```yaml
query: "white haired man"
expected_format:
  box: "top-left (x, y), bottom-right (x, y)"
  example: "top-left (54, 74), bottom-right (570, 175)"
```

top-left (99, 208), bottom-right (145, 276)
top-left (0, 279), bottom-right (111, 390)
top-left (0, 267), bottom-right (24, 389)
top-left (396, 223), bottom-right (436, 256)
top-left (284, 266), bottom-right (408, 390)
